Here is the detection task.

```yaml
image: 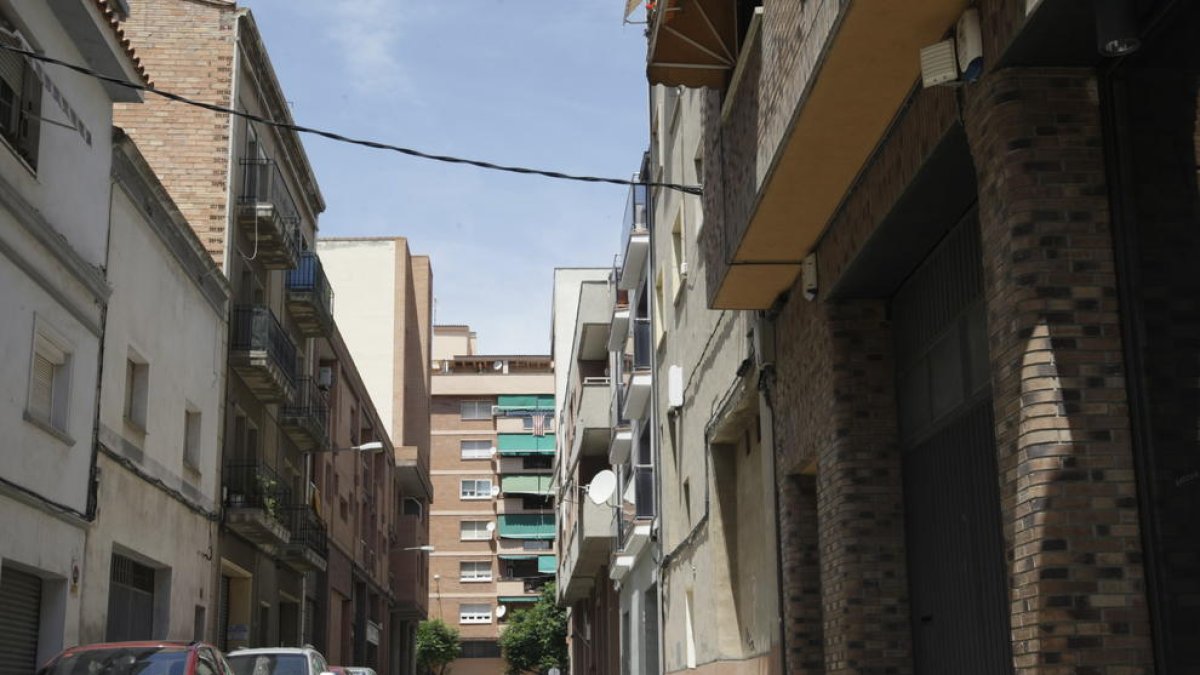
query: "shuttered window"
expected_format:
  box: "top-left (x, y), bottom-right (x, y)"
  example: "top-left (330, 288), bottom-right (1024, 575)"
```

top-left (0, 16), bottom-right (41, 168)
top-left (27, 330), bottom-right (70, 435)
top-left (0, 565), bottom-right (43, 675)
top-left (28, 353), bottom-right (53, 422)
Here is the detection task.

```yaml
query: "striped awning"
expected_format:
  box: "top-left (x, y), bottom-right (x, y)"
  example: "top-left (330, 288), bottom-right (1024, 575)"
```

top-left (498, 596), bottom-right (539, 603)
top-left (497, 514), bottom-right (555, 539)
top-left (495, 395), bottom-right (555, 411)
top-left (497, 433), bottom-right (556, 456)
top-left (497, 554), bottom-right (537, 561)
top-left (501, 475), bottom-right (554, 495)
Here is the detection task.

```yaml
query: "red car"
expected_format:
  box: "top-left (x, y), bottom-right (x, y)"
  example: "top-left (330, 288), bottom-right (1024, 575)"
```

top-left (37, 641), bottom-right (233, 675)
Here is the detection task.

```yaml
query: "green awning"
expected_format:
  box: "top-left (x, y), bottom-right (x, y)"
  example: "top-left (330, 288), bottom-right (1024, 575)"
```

top-left (497, 433), bottom-right (556, 456)
top-left (537, 555), bottom-right (557, 574)
top-left (501, 475), bottom-right (554, 495)
top-left (497, 514), bottom-right (555, 539)
top-left (496, 395), bottom-right (555, 411)
top-left (497, 554), bottom-right (537, 561)
top-left (498, 596), bottom-right (539, 603)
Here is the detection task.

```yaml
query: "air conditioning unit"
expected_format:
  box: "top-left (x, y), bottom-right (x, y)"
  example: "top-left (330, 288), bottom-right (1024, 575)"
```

top-left (667, 365), bottom-right (684, 410)
top-left (317, 366), bottom-right (333, 390)
top-left (679, 261), bottom-right (689, 279)
top-left (491, 405), bottom-right (503, 416)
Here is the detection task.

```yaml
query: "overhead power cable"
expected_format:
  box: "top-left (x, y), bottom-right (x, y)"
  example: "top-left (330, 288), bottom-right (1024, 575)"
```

top-left (1, 43), bottom-right (703, 196)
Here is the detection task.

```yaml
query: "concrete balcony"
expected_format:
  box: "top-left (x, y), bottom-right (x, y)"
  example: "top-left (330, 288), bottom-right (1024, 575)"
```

top-left (236, 158), bottom-right (301, 270)
top-left (390, 514), bottom-right (430, 619)
top-left (280, 505), bottom-right (328, 573)
top-left (560, 496), bottom-right (615, 603)
top-left (285, 252), bottom-right (335, 337)
top-left (622, 318), bottom-right (653, 420)
top-left (618, 183), bottom-right (649, 291)
top-left (569, 377), bottom-right (612, 470)
top-left (223, 462), bottom-right (291, 555)
top-left (574, 281), bottom-right (613, 361)
top-left (229, 305), bottom-right (297, 404)
top-left (395, 445), bottom-right (432, 501)
top-left (279, 378), bottom-right (329, 451)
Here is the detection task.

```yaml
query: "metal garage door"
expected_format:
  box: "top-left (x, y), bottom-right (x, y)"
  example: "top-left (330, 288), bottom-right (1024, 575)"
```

top-left (217, 576), bottom-right (231, 651)
top-left (0, 565), bottom-right (42, 675)
top-left (892, 213), bottom-right (1012, 675)
top-left (106, 554), bottom-right (155, 642)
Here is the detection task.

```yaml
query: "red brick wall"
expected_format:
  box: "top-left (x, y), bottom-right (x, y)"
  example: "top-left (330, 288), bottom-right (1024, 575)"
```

top-left (964, 68), bottom-right (1154, 673)
top-left (114, 0), bottom-right (237, 267)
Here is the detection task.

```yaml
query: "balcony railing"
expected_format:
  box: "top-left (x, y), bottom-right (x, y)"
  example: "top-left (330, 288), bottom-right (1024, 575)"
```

top-left (238, 157), bottom-right (302, 269)
top-left (230, 305), bottom-right (298, 401)
top-left (632, 317), bottom-right (652, 370)
top-left (620, 178), bottom-right (648, 245)
top-left (224, 462), bottom-right (290, 520)
top-left (286, 252), bottom-right (335, 337)
top-left (280, 377), bottom-right (330, 451)
top-left (283, 504), bottom-right (328, 559)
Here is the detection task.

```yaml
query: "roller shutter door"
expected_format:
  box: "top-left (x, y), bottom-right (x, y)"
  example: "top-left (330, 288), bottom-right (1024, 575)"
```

top-left (0, 565), bottom-right (42, 675)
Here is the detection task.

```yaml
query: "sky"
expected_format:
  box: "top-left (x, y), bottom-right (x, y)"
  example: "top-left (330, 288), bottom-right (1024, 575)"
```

top-left (241, 0), bottom-right (651, 355)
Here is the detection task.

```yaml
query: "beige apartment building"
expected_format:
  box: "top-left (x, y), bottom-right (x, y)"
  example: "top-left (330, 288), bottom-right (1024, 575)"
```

top-left (429, 326), bottom-right (556, 675)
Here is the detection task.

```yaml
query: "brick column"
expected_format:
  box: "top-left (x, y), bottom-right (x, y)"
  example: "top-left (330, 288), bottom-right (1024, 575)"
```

top-left (965, 68), bottom-right (1154, 673)
top-left (778, 473), bottom-right (824, 675)
top-left (813, 300), bottom-right (912, 675)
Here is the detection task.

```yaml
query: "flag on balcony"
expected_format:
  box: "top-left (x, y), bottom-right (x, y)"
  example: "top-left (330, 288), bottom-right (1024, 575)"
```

top-left (532, 413), bottom-right (545, 437)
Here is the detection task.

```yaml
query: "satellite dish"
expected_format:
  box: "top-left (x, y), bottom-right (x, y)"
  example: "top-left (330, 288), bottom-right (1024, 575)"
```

top-left (489, 446), bottom-right (497, 457)
top-left (493, 360), bottom-right (504, 371)
top-left (586, 470), bottom-right (617, 505)
top-left (485, 521), bottom-right (496, 532)
top-left (496, 605), bottom-right (507, 618)
top-left (489, 485), bottom-right (501, 497)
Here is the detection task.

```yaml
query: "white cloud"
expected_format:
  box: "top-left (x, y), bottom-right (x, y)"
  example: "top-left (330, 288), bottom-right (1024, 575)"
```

top-left (327, 0), bottom-right (408, 94)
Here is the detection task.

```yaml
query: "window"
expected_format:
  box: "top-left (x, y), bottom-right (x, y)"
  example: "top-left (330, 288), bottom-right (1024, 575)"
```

top-left (522, 495), bottom-right (553, 510)
top-left (671, 213), bottom-right (686, 302)
top-left (183, 408), bottom-right (202, 471)
top-left (460, 520), bottom-right (491, 541)
top-left (27, 324), bottom-right (72, 437)
top-left (521, 414), bottom-right (554, 432)
top-left (523, 456), bottom-right (552, 470)
top-left (459, 561), bottom-right (492, 582)
top-left (461, 440), bottom-right (492, 460)
top-left (459, 604), bottom-right (491, 624)
top-left (124, 354), bottom-right (149, 432)
top-left (0, 14), bottom-right (41, 169)
top-left (460, 479), bottom-right (492, 500)
top-left (460, 401), bottom-right (492, 420)
top-left (522, 539), bottom-right (552, 551)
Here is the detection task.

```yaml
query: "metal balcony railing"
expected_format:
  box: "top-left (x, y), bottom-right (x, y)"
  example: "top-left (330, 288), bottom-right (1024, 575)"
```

top-left (281, 377), bottom-right (330, 444)
top-left (632, 317), bottom-right (652, 370)
top-left (283, 504), bottom-right (329, 558)
top-left (231, 306), bottom-right (298, 387)
top-left (224, 462), bottom-right (291, 524)
top-left (240, 158), bottom-right (301, 228)
top-left (286, 251), bottom-right (335, 317)
top-left (634, 466), bottom-right (656, 519)
top-left (620, 174), bottom-right (649, 247)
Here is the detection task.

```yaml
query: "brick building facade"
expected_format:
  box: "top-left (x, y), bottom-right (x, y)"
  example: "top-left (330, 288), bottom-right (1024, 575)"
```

top-left (643, 0), bottom-right (1198, 672)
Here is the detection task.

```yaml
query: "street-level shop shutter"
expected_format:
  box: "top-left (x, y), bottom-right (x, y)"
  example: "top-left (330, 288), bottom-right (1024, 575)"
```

top-left (0, 565), bottom-right (42, 675)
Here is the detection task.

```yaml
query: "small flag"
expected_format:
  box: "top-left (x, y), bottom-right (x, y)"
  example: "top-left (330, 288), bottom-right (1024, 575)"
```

top-left (532, 413), bottom-right (546, 437)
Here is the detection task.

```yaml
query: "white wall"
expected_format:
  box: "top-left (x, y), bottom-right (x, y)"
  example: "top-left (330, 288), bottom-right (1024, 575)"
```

top-left (79, 176), bottom-right (227, 642)
top-left (319, 239), bottom-right (398, 434)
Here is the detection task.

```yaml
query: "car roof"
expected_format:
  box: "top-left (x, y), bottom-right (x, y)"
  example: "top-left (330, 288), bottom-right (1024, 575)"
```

top-left (227, 648), bottom-right (317, 656)
top-left (60, 642), bottom-right (198, 654)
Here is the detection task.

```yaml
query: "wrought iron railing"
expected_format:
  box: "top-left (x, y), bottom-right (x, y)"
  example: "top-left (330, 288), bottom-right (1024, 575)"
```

top-left (281, 377), bottom-right (329, 443)
top-left (224, 462), bottom-right (291, 526)
top-left (283, 504), bottom-right (328, 558)
top-left (286, 251), bottom-right (335, 318)
top-left (240, 157), bottom-right (301, 228)
top-left (231, 306), bottom-right (298, 387)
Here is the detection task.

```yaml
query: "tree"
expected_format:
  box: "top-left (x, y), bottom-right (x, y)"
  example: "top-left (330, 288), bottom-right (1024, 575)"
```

top-left (416, 618), bottom-right (461, 675)
top-left (498, 582), bottom-right (568, 675)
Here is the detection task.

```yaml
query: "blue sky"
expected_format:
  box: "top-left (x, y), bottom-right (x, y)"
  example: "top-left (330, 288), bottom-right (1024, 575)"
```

top-left (242, 0), bottom-right (650, 354)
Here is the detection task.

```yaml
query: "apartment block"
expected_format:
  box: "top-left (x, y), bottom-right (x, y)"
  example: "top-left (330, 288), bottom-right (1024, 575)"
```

top-left (647, 0), bottom-right (1198, 672)
top-left (0, 0), bottom-right (145, 667)
top-left (430, 326), bottom-right (556, 675)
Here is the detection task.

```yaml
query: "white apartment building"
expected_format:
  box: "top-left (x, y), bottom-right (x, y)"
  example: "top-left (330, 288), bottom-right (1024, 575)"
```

top-left (78, 132), bottom-right (229, 644)
top-left (0, 0), bottom-right (145, 668)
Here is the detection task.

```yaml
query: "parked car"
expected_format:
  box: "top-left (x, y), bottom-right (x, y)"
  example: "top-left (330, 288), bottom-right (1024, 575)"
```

top-left (344, 668), bottom-right (376, 675)
top-left (225, 647), bottom-right (333, 675)
top-left (37, 641), bottom-right (232, 675)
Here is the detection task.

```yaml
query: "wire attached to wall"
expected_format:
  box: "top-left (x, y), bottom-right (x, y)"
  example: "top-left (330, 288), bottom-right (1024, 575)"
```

top-left (0, 43), bottom-right (704, 197)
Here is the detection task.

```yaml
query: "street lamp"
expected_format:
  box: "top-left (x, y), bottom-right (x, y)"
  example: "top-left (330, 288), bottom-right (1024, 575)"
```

top-left (402, 545), bottom-right (435, 553)
top-left (312, 441), bottom-right (385, 454)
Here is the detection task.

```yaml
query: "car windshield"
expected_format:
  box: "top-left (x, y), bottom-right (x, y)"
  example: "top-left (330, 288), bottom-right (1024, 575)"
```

top-left (38, 647), bottom-right (188, 675)
top-left (226, 654), bottom-right (308, 675)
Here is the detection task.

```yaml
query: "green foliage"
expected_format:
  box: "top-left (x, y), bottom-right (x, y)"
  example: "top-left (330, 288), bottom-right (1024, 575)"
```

top-left (498, 582), bottom-right (568, 675)
top-left (416, 619), bottom-right (461, 675)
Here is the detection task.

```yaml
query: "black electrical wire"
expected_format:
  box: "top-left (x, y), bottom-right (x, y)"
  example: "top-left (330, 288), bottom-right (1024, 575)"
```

top-left (1, 43), bottom-right (703, 196)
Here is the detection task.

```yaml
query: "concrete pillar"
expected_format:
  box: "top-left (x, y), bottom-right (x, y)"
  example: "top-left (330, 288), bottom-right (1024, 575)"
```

top-left (965, 68), bottom-right (1154, 673)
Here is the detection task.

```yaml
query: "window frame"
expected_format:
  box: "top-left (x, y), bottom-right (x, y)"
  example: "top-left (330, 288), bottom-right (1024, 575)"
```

top-left (460, 439), bottom-right (492, 461)
top-left (183, 407), bottom-right (202, 472)
top-left (0, 13), bottom-right (42, 171)
top-left (459, 560), bottom-right (492, 582)
top-left (459, 520), bottom-right (491, 541)
top-left (25, 319), bottom-right (73, 440)
top-left (460, 479), bottom-right (493, 500)
top-left (460, 400), bottom-right (492, 420)
top-left (459, 603), bottom-right (492, 625)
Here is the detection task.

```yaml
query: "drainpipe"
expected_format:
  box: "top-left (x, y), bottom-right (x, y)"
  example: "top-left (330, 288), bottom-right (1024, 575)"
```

top-left (753, 300), bottom-right (785, 674)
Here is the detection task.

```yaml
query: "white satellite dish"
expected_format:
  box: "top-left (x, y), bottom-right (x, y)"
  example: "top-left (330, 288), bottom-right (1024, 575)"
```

top-left (489, 446), bottom-right (497, 457)
top-left (496, 605), bottom-right (507, 618)
top-left (586, 470), bottom-right (617, 505)
top-left (485, 521), bottom-right (496, 532)
top-left (493, 360), bottom-right (504, 371)
top-left (489, 485), bottom-right (501, 497)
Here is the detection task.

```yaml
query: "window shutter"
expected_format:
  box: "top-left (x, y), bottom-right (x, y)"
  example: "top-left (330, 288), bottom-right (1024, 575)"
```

top-left (17, 58), bottom-right (39, 165)
top-left (29, 352), bottom-right (53, 421)
top-left (0, 48), bottom-right (22, 95)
